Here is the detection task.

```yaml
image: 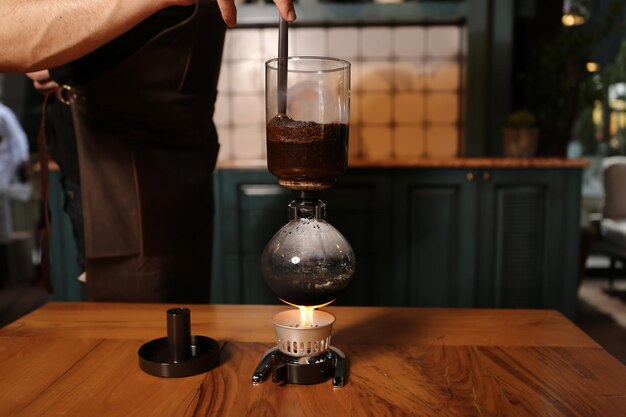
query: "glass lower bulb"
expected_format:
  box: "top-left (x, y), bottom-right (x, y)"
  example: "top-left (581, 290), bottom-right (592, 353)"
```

top-left (261, 200), bottom-right (356, 306)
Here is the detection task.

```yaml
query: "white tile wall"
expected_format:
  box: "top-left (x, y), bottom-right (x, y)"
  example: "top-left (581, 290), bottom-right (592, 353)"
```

top-left (232, 126), bottom-right (265, 160)
top-left (361, 93), bottom-right (392, 124)
top-left (216, 24), bottom-right (465, 161)
top-left (350, 92), bottom-right (361, 123)
top-left (395, 126), bottom-right (425, 158)
top-left (362, 126), bottom-right (392, 158)
top-left (225, 29), bottom-right (262, 60)
top-left (394, 93), bottom-right (425, 124)
top-left (294, 28), bottom-right (327, 56)
top-left (426, 26), bottom-right (461, 58)
top-left (393, 61), bottom-right (425, 91)
top-left (231, 95), bottom-right (264, 125)
top-left (214, 94), bottom-right (230, 126)
top-left (359, 61), bottom-right (394, 92)
top-left (393, 27), bottom-right (425, 58)
top-left (261, 28), bottom-right (297, 61)
top-left (217, 64), bottom-right (230, 94)
top-left (328, 28), bottom-right (359, 59)
top-left (360, 27), bottom-right (393, 59)
top-left (216, 127), bottom-right (232, 161)
top-left (425, 60), bottom-right (460, 90)
top-left (228, 62), bottom-right (263, 93)
top-left (427, 93), bottom-right (459, 124)
top-left (348, 127), bottom-right (362, 158)
top-left (426, 126), bottom-right (458, 157)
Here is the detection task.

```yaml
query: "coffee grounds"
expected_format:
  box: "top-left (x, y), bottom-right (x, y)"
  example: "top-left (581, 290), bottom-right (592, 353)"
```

top-left (266, 114), bottom-right (349, 190)
top-left (267, 114), bottom-right (341, 144)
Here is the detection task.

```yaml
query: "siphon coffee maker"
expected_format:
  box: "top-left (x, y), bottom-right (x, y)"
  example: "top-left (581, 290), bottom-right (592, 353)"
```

top-left (251, 56), bottom-right (355, 387)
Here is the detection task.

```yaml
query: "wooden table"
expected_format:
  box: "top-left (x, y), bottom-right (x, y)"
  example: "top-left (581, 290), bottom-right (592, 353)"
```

top-left (1, 303), bottom-right (625, 416)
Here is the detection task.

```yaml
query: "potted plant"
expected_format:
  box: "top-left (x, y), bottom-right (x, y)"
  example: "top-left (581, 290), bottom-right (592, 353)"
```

top-left (503, 110), bottom-right (539, 157)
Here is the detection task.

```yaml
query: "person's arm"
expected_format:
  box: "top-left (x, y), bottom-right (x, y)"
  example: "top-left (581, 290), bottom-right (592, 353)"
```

top-left (0, 0), bottom-right (192, 72)
top-left (0, 0), bottom-right (296, 73)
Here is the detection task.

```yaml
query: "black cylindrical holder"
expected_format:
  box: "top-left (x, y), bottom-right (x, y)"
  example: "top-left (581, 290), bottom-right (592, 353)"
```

top-left (138, 308), bottom-right (219, 378)
top-left (167, 308), bottom-right (191, 363)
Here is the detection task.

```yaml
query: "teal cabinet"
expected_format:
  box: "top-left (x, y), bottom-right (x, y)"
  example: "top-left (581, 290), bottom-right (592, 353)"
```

top-left (393, 169), bottom-right (478, 307)
top-left (49, 164), bottom-right (580, 315)
top-left (211, 170), bottom-right (287, 304)
top-left (212, 166), bottom-right (582, 318)
top-left (48, 172), bottom-right (85, 301)
top-left (475, 169), bottom-right (581, 318)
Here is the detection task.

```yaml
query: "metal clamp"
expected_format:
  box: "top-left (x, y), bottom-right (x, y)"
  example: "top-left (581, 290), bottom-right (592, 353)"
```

top-left (57, 84), bottom-right (74, 105)
top-left (252, 347), bottom-right (278, 384)
top-left (330, 346), bottom-right (346, 388)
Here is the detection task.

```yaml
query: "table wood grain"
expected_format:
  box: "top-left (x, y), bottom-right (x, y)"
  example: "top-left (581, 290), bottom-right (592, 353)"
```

top-left (216, 157), bottom-right (589, 170)
top-left (1, 303), bottom-right (625, 416)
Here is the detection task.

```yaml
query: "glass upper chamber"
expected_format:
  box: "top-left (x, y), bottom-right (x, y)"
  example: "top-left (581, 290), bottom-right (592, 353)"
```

top-left (265, 57), bottom-right (351, 191)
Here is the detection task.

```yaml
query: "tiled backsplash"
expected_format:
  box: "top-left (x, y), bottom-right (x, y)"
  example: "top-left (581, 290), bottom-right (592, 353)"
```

top-left (215, 24), bottom-right (466, 161)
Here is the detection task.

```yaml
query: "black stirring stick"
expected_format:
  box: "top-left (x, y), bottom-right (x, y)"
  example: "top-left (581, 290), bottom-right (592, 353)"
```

top-left (278, 17), bottom-right (288, 115)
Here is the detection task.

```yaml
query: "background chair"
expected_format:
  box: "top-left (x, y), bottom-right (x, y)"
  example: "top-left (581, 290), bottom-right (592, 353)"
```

top-left (597, 156), bottom-right (626, 288)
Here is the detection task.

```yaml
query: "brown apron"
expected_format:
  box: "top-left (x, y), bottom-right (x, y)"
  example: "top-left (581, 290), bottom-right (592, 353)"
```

top-left (67, 1), bottom-right (225, 302)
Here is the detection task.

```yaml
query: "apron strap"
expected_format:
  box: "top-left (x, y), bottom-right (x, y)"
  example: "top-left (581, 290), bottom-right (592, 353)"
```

top-left (37, 89), bottom-right (58, 293)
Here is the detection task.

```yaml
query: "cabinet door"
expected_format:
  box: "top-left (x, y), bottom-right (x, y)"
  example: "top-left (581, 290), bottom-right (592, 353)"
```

top-left (212, 170), bottom-right (290, 304)
top-left (239, 183), bottom-right (293, 304)
top-left (322, 170), bottom-right (393, 306)
top-left (394, 170), bottom-right (478, 307)
top-left (476, 169), bottom-right (569, 311)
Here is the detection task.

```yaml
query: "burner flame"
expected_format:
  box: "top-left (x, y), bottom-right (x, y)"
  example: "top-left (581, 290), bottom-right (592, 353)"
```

top-left (279, 299), bottom-right (333, 327)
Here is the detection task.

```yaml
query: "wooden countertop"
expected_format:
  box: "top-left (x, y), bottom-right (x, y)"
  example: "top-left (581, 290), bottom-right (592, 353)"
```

top-left (2, 303), bottom-right (625, 416)
top-left (217, 157), bottom-right (589, 170)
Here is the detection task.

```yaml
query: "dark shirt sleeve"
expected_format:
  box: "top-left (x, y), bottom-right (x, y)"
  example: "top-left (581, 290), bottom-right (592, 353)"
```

top-left (50, 6), bottom-right (194, 86)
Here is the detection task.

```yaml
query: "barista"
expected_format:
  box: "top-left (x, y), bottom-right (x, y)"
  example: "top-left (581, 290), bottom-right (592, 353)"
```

top-left (0, 0), bottom-right (296, 72)
top-left (3, 0), bottom-right (296, 303)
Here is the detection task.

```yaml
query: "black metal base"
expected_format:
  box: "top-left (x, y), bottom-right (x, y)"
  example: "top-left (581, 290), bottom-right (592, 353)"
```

top-left (138, 335), bottom-right (219, 378)
top-left (252, 346), bottom-right (346, 387)
top-left (137, 308), bottom-right (220, 378)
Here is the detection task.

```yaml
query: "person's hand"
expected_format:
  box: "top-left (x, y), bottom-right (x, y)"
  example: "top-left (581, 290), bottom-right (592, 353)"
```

top-left (26, 70), bottom-right (59, 95)
top-left (273, 0), bottom-right (297, 22)
top-left (215, 0), bottom-right (296, 27)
